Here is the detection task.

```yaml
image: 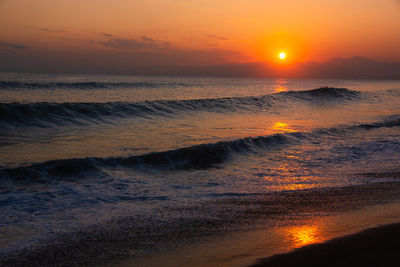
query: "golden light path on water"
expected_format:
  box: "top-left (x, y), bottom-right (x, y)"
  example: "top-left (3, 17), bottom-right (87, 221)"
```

top-left (272, 122), bottom-right (295, 133)
top-left (273, 79), bottom-right (289, 93)
top-left (284, 224), bottom-right (322, 248)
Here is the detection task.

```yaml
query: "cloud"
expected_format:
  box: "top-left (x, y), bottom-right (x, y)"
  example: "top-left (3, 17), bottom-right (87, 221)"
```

top-left (41, 28), bottom-right (66, 34)
top-left (0, 41), bottom-right (29, 49)
top-left (41, 28), bottom-right (87, 38)
top-left (100, 36), bottom-right (171, 50)
top-left (205, 34), bottom-right (229, 40)
top-left (101, 32), bottom-right (113, 37)
top-left (141, 36), bottom-right (155, 42)
top-left (0, 44), bottom-right (250, 74)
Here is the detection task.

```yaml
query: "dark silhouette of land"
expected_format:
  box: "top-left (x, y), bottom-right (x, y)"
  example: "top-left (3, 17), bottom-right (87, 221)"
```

top-left (1, 54), bottom-right (399, 79)
top-left (136, 57), bottom-right (400, 79)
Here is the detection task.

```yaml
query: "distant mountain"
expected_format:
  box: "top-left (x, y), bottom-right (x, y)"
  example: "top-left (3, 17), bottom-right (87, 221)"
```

top-left (296, 57), bottom-right (400, 79)
top-left (134, 57), bottom-right (400, 79)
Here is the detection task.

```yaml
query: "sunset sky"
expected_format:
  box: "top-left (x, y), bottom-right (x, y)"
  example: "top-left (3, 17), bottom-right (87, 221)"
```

top-left (1, 0), bottom-right (399, 73)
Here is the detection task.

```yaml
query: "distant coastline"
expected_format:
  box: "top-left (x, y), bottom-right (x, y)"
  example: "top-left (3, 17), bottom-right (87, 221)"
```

top-left (128, 57), bottom-right (400, 80)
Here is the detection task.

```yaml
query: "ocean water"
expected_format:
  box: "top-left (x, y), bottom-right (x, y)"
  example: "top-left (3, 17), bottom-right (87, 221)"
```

top-left (1, 73), bottom-right (400, 265)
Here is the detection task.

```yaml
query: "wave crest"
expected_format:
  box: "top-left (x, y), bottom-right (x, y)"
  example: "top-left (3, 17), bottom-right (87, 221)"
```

top-left (0, 81), bottom-right (192, 89)
top-left (2, 115), bottom-right (400, 181)
top-left (0, 87), bottom-right (360, 128)
top-left (280, 87), bottom-right (360, 100)
top-left (0, 133), bottom-right (294, 180)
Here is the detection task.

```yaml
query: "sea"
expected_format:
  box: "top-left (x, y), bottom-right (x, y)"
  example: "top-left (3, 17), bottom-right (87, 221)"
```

top-left (1, 73), bottom-right (400, 266)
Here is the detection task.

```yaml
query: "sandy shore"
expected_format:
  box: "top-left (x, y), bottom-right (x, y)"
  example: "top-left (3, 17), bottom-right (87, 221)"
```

top-left (121, 201), bottom-right (400, 267)
top-left (3, 183), bottom-right (400, 267)
top-left (251, 222), bottom-right (400, 267)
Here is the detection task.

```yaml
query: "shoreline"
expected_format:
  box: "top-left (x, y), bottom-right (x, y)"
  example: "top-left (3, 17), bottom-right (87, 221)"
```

top-left (3, 183), bottom-right (400, 267)
top-left (121, 200), bottom-right (400, 267)
top-left (251, 222), bottom-right (400, 267)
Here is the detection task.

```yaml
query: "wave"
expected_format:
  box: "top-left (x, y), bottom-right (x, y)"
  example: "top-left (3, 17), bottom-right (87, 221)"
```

top-left (0, 81), bottom-right (193, 89)
top-left (2, 115), bottom-right (400, 180)
top-left (0, 87), bottom-right (360, 128)
top-left (281, 87), bottom-right (361, 100)
top-left (0, 99), bottom-right (261, 127)
top-left (0, 133), bottom-right (296, 180)
top-left (356, 116), bottom-right (400, 129)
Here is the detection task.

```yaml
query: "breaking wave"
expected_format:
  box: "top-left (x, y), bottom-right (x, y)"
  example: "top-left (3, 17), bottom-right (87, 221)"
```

top-left (0, 133), bottom-right (295, 179)
top-left (0, 81), bottom-right (193, 89)
top-left (2, 114), bottom-right (400, 180)
top-left (281, 87), bottom-right (361, 100)
top-left (0, 87), bottom-right (360, 127)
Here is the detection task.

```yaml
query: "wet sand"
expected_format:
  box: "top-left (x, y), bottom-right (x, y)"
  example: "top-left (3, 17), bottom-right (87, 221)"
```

top-left (251, 222), bottom-right (400, 267)
top-left (3, 183), bottom-right (400, 267)
top-left (122, 201), bottom-right (400, 267)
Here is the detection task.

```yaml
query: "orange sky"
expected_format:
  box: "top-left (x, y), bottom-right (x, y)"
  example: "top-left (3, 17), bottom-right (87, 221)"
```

top-left (0, 0), bottom-right (400, 72)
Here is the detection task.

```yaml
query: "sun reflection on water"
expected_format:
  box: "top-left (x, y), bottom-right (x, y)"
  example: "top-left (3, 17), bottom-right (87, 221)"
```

top-left (262, 161), bottom-right (318, 192)
top-left (272, 122), bottom-right (295, 133)
top-left (273, 79), bottom-right (288, 93)
top-left (273, 85), bottom-right (288, 93)
top-left (285, 224), bottom-right (323, 248)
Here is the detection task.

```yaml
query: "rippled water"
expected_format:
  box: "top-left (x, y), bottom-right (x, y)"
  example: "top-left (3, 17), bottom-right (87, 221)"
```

top-left (1, 73), bottom-right (400, 265)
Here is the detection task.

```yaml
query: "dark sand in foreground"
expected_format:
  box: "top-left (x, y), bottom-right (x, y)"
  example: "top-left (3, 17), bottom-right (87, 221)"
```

top-left (251, 222), bottom-right (400, 267)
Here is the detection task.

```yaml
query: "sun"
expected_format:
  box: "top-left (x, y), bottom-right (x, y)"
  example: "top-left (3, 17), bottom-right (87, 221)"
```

top-left (279, 52), bottom-right (286, 59)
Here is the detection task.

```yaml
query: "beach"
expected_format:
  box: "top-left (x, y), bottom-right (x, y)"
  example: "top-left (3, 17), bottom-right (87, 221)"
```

top-left (3, 182), bottom-right (400, 266)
